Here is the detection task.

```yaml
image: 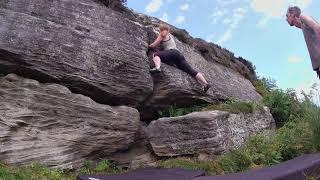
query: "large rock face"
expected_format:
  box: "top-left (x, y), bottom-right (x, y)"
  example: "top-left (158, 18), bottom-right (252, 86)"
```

top-left (0, 74), bottom-right (140, 169)
top-left (0, 0), bottom-right (153, 107)
top-left (0, 0), bottom-right (271, 169)
top-left (147, 108), bottom-right (275, 157)
top-left (0, 0), bottom-right (261, 118)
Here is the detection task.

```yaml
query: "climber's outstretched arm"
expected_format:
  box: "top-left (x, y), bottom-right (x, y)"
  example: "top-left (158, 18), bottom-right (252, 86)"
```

top-left (149, 34), bottom-right (163, 48)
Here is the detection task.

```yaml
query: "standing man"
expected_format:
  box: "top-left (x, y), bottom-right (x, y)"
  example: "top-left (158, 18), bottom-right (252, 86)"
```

top-left (286, 6), bottom-right (320, 79)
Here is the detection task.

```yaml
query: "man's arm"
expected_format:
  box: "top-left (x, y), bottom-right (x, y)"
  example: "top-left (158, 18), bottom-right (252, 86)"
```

top-left (300, 14), bottom-right (320, 36)
top-left (149, 34), bottom-right (163, 48)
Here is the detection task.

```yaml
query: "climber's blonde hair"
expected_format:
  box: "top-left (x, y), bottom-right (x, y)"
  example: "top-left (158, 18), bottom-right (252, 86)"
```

top-left (159, 23), bottom-right (170, 32)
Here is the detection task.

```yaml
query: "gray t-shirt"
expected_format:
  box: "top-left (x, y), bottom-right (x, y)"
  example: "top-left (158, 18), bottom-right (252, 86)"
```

top-left (161, 34), bottom-right (177, 50)
top-left (301, 16), bottom-right (320, 70)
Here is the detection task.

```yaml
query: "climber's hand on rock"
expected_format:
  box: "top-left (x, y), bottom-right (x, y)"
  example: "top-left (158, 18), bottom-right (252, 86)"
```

top-left (147, 46), bottom-right (155, 52)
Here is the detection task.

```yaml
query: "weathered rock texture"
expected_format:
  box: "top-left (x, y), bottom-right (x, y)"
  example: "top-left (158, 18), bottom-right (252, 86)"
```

top-left (0, 0), bottom-right (272, 169)
top-left (0, 0), bottom-right (261, 117)
top-left (227, 107), bottom-right (276, 149)
top-left (147, 108), bottom-right (275, 157)
top-left (0, 74), bottom-right (140, 169)
top-left (108, 121), bottom-right (157, 168)
top-left (0, 0), bottom-right (153, 107)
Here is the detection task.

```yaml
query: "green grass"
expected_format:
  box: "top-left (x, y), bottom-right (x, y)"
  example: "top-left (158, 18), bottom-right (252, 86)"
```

top-left (0, 162), bottom-right (74, 180)
top-left (158, 104), bottom-right (207, 117)
top-left (79, 160), bottom-right (123, 175)
top-left (0, 160), bottom-right (124, 180)
top-left (203, 99), bottom-right (263, 114)
top-left (158, 99), bottom-right (264, 118)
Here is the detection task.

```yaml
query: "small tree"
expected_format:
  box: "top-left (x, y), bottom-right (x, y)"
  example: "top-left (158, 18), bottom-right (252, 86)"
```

top-left (261, 77), bottom-right (277, 91)
top-left (253, 77), bottom-right (277, 96)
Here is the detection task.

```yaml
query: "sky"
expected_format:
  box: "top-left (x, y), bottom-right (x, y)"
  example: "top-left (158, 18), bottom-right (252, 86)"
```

top-left (126, 0), bottom-right (319, 103)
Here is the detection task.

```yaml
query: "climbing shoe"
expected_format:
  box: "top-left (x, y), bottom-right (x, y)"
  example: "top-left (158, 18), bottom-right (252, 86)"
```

top-left (203, 84), bottom-right (211, 93)
top-left (150, 67), bottom-right (161, 74)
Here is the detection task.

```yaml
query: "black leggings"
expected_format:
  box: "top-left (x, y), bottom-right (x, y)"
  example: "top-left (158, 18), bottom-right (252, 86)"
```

top-left (154, 49), bottom-right (198, 77)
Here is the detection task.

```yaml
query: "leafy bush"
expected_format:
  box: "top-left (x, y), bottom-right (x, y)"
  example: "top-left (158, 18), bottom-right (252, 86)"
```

top-left (300, 101), bottom-right (320, 151)
top-left (275, 121), bottom-right (314, 161)
top-left (244, 95), bottom-right (319, 165)
top-left (245, 133), bottom-right (282, 166)
top-left (245, 120), bottom-right (315, 166)
top-left (263, 89), bottom-right (304, 127)
top-left (253, 79), bottom-right (269, 96)
top-left (253, 77), bottom-right (277, 96)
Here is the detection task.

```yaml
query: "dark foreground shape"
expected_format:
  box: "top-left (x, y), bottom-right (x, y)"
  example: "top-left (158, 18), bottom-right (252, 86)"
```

top-left (77, 168), bottom-right (205, 180)
top-left (77, 154), bottom-right (320, 180)
top-left (194, 153), bottom-right (320, 180)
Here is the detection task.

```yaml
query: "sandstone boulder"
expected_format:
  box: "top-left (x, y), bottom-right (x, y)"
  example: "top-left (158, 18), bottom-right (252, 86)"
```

top-left (147, 108), bottom-right (275, 157)
top-left (0, 74), bottom-right (140, 169)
